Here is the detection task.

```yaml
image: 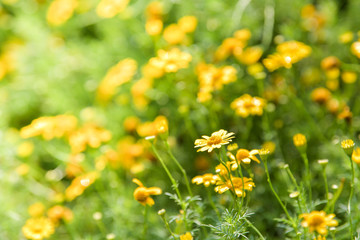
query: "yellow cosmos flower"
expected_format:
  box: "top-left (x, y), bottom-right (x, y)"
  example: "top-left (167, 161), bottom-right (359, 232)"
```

top-left (22, 217), bottom-right (55, 240)
top-left (300, 211), bottom-right (338, 235)
top-left (133, 178), bottom-right (162, 206)
top-left (180, 232), bottom-right (193, 240)
top-left (192, 173), bottom-right (220, 187)
top-left (352, 147), bottom-right (360, 164)
top-left (215, 177), bottom-right (255, 197)
top-left (230, 94), bottom-right (266, 118)
top-left (194, 129), bottom-right (235, 152)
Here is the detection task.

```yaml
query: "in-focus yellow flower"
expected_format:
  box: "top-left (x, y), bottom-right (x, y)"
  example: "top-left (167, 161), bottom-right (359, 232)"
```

top-left (215, 162), bottom-right (233, 176)
top-left (235, 149), bottom-right (260, 164)
top-left (215, 176), bottom-right (255, 197)
top-left (352, 147), bottom-right (360, 164)
top-left (192, 173), bottom-right (220, 187)
top-left (47, 205), bottom-right (73, 224)
top-left (133, 178), bottom-right (162, 206)
top-left (163, 24), bottom-right (185, 45)
top-left (96, 0), bottom-right (129, 18)
top-left (180, 232), bottom-right (193, 240)
top-left (194, 129), bottom-right (235, 152)
top-left (300, 211), bottom-right (338, 235)
top-left (178, 16), bottom-right (197, 33)
top-left (293, 133), bottom-right (307, 147)
top-left (230, 94), bottom-right (266, 118)
top-left (22, 217), bottom-right (55, 240)
top-left (341, 139), bottom-right (355, 156)
top-left (28, 203), bottom-right (45, 218)
top-left (351, 41), bottom-right (360, 58)
top-left (47, 0), bottom-right (78, 26)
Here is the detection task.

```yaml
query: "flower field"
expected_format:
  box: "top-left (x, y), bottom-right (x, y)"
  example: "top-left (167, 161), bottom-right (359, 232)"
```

top-left (1, 0), bottom-right (360, 239)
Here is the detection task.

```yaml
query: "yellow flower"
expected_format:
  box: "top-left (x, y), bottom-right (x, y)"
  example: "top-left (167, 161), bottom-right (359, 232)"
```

top-left (65, 172), bottom-right (99, 201)
top-left (46, 0), bottom-right (78, 26)
top-left (314, 236), bottom-right (326, 240)
top-left (145, 1), bottom-right (163, 20)
top-left (163, 24), bottom-right (185, 45)
top-left (300, 211), bottom-right (338, 235)
top-left (230, 94), bottom-right (266, 118)
top-left (149, 48), bottom-right (192, 73)
top-left (320, 56), bottom-right (340, 71)
top-left (16, 163), bottom-right (30, 176)
top-left (47, 205), bottom-right (73, 224)
top-left (97, 58), bottom-right (137, 103)
top-left (28, 203), bottom-right (45, 218)
top-left (22, 217), bottom-right (55, 240)
top-left (235, 149), bottom-right (260, 164)
top-left (180, 232), bottom-right (193, 240)
top-left (96, 0), bottom-right (129, 18)
top-left (235, 46), bottom-right (263, 65)
top-left (341, 139), bottom-right (355, 156)
top-left (293, 133), bottom-right (307, 147)
top-left (192, 173), bottom-right (220, 187)
top-left (215, 176), bottom-right (255, 197)
top-left (351, 41), bottom-right (360, 58)
top-left (215, 162), bottom-right (233, 176)
top-left (262, 141), bottom-right (276, 154)
top-left (145, 19), bottom-right (163, 36)
top-left (133, 178), bottom-right (162, 206)
top-left (17, 141), bottom-right (34, 158)
top-left (311, 88), bottom-right (331, 104)
top-left (178, 16), bottom-right (197, 33)
top-left (194, 129), bottom-right (235, 152)
top-left (341, 71), bottom-right (357, 84)
top-left (352, 147), bottom-right (360, 164)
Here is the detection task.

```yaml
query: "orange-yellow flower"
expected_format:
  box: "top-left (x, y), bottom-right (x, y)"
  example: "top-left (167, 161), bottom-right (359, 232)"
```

top-left (300, 211), bottom-right (338, 235)
top-left (235, 149), bottom-right (260, 164)
top-left (231, 94), bottom-right (266, 118)
top-left (215, 177), bottom-right (255, 197)
top-left (352, 147), bottom-right (360, 164)
top-left (178, 16), bottom-right (197, 33)
top-left (194, 129), bottom-right (235, 152)
top-left (180, 232), bottom-right (193, 240)
top-left (133, 178), bottom-right (162, 206)
top-left (192, 173), bottom-right (220, 187)
top-left (22, 217), bottom-right (55, 240)
top-left (47, 205), bottom-right (73, 224)
top-left (351, 41), bottom-right (360, 58)
top-left (46, 0), bottom-right (78, 26)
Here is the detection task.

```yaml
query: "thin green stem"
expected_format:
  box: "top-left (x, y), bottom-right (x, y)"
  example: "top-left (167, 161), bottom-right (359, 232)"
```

top-left (348, 157), bottom-right (355, 239)
top-left (322, 167), bottom-right (329, 203)
top-left (143, 205), bottom-right (148, 240)
top-left (301, 153), bottom-right (312, 207)
top-left (245, 218), bottom-right (266, 240)
top-left (207, 187), bottom-right (221, 219)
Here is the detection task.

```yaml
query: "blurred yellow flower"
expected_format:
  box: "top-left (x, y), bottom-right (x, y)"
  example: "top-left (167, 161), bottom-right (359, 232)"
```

top-left (311, 88), bottom-right (331, 104)
top-left (351, 147), bottom-right (360, 164)
top-left (178, 16), bottom-right (197, 33)
top-left (17, 141), bottom-right (34, 158)
top-left (145, 1), bottom-right (163, 20)
top-left (22, 217), bottom-right (55, 240)
top-left (293, 133), bottom-right (307, 147)
top-left (16, 163), bottom-right (30, 176)
top-left (192, 173), bottom-right (220, 187)
top-left (194, 129), bottom-right (235, 152)
top-left (230, 94), bottom-right (266, 118)
top-left (351, 41), bottom-right (360, 58)
top-left (341, 71), bottom-right (357, 84)
top-left (20, 115), bottom-right (77, 140)
top-left (339, 31), bottom-right (353, 44)
top-left (65, 172), bottom-right (99, 201)
top-left (46, 0), bottom-right (78, 26)
top-left (180, 232), bottom-right (193, 240)
top-left (28, 203), bottom-right (45, 218)
top-left (47, 205), bottom-right (73, 224)
top-left (131, 78), bottom-right (154, 109)
top-left (149, 48), bottom-right (192, 73)
top-left (133, 178), bottom-right (162, 206)
top-left (300, 211), bottom-right (338, 235)
top-left (136, 115), bottom-right (168, 137)
top-left (96, 0), bottom-right (129, 18)
top-left (215, 162), bottom-right (233, 176)
top-left (163, 24), bottom-right (185, 45)
top-left (145, 19), bottom-right (163, 36)
top-left (235, 46), bottom-right (263, 65)
top-left (262, 141), bottom-right (276, 154)
top-left (321, 56), bottom-right (340, 71)
top-left (97, 58), bottom-right (137, 103)
top-left (215, 176), bottom-right (255, 197)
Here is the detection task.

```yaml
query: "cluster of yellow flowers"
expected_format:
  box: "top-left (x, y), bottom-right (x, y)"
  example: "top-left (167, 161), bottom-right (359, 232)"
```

top-left (97, 58), bottom-right (137, 103)
top-left (300, 4), bottom-right (326, 34)
top-left (145, 1), bottom-right (164, 36)
top-left (230, 94), bottom-right (267, 118)
top-left (22, 202), bottom-right (73, 240)
top-left (162, 16), bottom-right (197, 45)
top-left (196, 63), bottom-right (237, 102)
top-left (96, 0), bottom-right (129, 18)
top-left (47, 0), bottom-right (78, 26)
top-left (65, 171), bottom-right (99, 201)
top-left (263, 41), bottom-right (312, 72)
top-left (20, 115), bottom-right (77, 140)
top-left (148, 48), bottom-right (192, 75)
top-left (136, 115), bottom-right (168, 137)
top-left (0, 40), bottom-right (20, 80)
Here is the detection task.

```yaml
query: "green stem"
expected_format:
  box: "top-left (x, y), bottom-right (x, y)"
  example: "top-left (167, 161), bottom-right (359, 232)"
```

top-left (264, 161), bottom-right (297, 230)
top-left (301, 153), bottom-right (312, 208)
top-left (322, 167), bottom-right (329, 204)
top-left (348, 157), bottom-right (355, 239)
top-left (207, 187), bottom-right (221, 219)
top-left (143, 205), bottom-right (149, 240)
top-left (245, 218), bottom-right (266, 240)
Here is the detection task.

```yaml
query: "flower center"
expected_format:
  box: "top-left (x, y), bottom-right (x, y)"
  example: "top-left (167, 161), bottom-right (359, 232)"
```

top-left (134, 187), bottom-right (149, 202)
top-left (310, 215), bottom-right (325, 226)
top-left (207, 135), bottom-right (222, 146)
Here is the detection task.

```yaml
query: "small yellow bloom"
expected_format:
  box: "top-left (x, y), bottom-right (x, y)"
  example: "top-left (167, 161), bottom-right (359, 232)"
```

top-left (300, 211), bottom-right (338, 235)
top-left (235, 149), bottom-right (260, 165)
top-left (17, 141), bottom-right (34, 158)
top-left (194, 129), bottom-right (235, 152)
top-left (65, 172), bottom-right (99, 201)
top-left (192, 173), bottom-right (220, 187)
top-left (133, 178), bottom-right (162, 206)
top-left (215, 177), bottom-right (255, 197)
top-left (145, 19), bottom-right (163, 36)
top-left (314, 236), bottom-right (326, 240)
top-left (311, 88), bottom-right (331, 104)
top-left (339, 31), bottom-right (353, 43)
top-left (22, 217), bottom-right (55, 240)
top-left (341, 139), bottom-right (355, 156)
top-left (320, 56), bottom-right (340, 71)
top-left (293, 133), bottom-right (307, 147)
top-left (47, 205), bottom-right (73, 224)
top-left (262, 141), bottom-right (276, 154)
top-left (178, 16), bottom-right (197, 33)
top-left (28, 203), bottom-right (45, 218)
top-left (96, 0), bottom-right (129, 18)
top-left (46, 0), bottom-right (78, 26)
top-left (231, 94), bottom-right (266, 118)
top-left (235, 46), bottom-right (263, 65)
top-left (215, 162), bottom-right (233, 176)
top-left (145, 1), bottom-right (163, 20)
top-left (352, 147), bottom-right (360, 164)
top-left (351, 41), bottom-right (360, 58)
top-left (180, 232), bottom-right (193, 240)
top-left (163, 24), bottom-right (185, 45)
top-left (16, 163), bottom-right (30, 176)
top-left (149, 48), bottom-right (192, 73)
top-left (341, 71), bottom-right (357, 84)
